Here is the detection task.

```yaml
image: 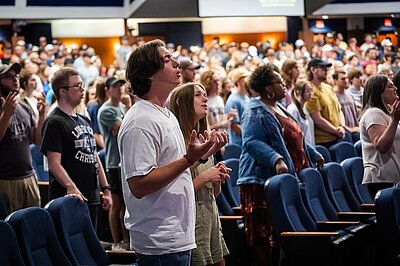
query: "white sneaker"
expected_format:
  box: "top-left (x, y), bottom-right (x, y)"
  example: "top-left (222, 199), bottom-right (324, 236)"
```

top-left (111, 243), bottom-right (124, 251)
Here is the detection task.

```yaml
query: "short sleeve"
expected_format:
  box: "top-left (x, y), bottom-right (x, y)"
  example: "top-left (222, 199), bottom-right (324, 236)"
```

top-left (119, 127), bottom-right (158, 179)
top-left (41, 119), bottom-right (64, 155)
top-left (305, 92), bottom-right (321, 114)
top-left (362, 108), bottom-right (389, 132)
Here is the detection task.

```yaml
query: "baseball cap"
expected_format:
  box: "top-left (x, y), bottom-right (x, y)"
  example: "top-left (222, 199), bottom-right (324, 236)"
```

top-left (179, 59), bottom-right (200, 70)
top-left (106, 76), bottom-right (126, 87)
top-left (0, 63), bottom-right (22, 76)
top-left (230, 68), bottom-right (251, 84)
top-left (307, 58), bottom-right (332, 71)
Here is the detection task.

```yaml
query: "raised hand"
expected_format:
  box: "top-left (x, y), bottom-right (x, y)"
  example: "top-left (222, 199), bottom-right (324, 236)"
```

top-left (0, 91), bottom-right (17, 118)
top-left (388, 99), bottom-right (400, 122)
top-left (198, 130), bottom-right (228, 159)
top-left (215, 161), bottom-right (231, 183)
top-left (34, 91), bottom-right (46, 117)
top-left (185, 130), bottom-right (216, 164)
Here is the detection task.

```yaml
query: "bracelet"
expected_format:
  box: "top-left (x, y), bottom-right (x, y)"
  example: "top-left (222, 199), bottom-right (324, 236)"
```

top-left (198, 158), bottom-right (208, 164)
top-left (183, 154), bottom-right (195, 165)
top-left (101, 185), bottom-right (111, 192)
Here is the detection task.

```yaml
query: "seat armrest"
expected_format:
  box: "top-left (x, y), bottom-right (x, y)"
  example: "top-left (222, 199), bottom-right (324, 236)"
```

top-left (360, 203), bottom-right (375, 212)
top-left (316, 221), bottom-right (360, 231)
top-left (338, 211), bottom-right (375, 221)
top-left (220, 215), bottom-right (243, 220)
top-left (281, 232), bottom-right (339, 237)
top-left (231, 206), bottom-right (242, 215)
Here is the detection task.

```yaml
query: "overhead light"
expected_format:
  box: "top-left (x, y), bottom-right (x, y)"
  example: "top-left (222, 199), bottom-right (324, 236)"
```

top-left (322, 15), bottom-right (329, 20)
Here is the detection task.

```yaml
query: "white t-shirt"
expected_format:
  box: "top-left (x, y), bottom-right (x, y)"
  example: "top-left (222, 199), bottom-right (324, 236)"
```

top-left (360, 107), bottom-right (400, 184)
top-left (207, 95), bottom-right (226, 132)
top-left (287, 103), bottom-right (315, 146)
top-left (117, 99), bottom-right (196, 255)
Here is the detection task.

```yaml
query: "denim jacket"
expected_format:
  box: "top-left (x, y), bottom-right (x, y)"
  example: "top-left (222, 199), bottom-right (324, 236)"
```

top-left (238, 98), bottom-right (322, 186)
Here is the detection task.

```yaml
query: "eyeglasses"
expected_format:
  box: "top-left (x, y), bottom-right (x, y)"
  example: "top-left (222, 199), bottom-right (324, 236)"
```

top-left (61, 83), bottom-right (84, 90)
top-left (1, 73), bottom-right (20, 80)
top-left (270, 79), bottom-right (285, 86)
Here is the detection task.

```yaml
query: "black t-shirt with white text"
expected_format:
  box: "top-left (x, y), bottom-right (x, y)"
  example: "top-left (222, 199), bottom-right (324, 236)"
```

top-left (41, 107), bottom-right (100, 205)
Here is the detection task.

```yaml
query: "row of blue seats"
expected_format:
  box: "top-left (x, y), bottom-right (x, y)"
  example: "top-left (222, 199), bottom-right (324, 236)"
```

top-left (0, 196), bottom-right (110, 266)
top-left (265, 167), bottom-right (375, 266)
top-left (264, 159), bottom-right (400, 266)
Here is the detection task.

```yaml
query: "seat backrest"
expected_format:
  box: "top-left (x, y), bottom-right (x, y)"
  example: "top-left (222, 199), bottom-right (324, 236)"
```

top-left (5, 207), bottom-right (71, 266)
top-left (0, 194), bottom-right (9, 220)
top-left (216, 193), bottom-right (235, 216)
top-left (45, 197), bottom-right (109, 266)
top-left (374, 187), bottom-right (400, 265)
top-left (30, 144), bottom-right (49, 182)
top-left (223, 144), bottom-right (242, 160)
top-left (319, 162), bottom-right (362, 212)
top-left (328, 142), bottom-right (357, 163)
top-left (298, 168), bottom-right (340, 222)
top-left (265, 173), bottom-right (318, 235)
top-left (315, 145), bottom-right (332, 163)
top-left (0, 220), bottom-right (25, 266)
top-left (222, 158), bottom-right (240, 207)
top-left (353, 140), bottom-right (362, 157)
top-left (341, 157), bottom-right (373, 204)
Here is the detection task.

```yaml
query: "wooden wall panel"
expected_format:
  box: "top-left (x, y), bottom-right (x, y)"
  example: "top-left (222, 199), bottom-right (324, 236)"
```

top-left (203, 32), bottom-right (287, 50)
top-left (58, 37), bottom-right (121, 67)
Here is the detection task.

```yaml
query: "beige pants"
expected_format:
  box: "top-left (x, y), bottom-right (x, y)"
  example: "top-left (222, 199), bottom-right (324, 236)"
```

top-left (0, 174), bottom-right (41, 213)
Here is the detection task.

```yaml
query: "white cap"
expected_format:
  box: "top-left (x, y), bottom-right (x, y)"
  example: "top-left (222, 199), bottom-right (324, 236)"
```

top-left (248, 46), bottom-right (258, 57)
top-left (295, 39), bottom-right (305, 48)
top-left (44, 44), bottom-right (54, 52)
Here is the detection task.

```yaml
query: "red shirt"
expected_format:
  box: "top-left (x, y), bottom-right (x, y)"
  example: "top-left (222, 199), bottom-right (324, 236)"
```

top-left (275, 113), bottom-right (309, 173)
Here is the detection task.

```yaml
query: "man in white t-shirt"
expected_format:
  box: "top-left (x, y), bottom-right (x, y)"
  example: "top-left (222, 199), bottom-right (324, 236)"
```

top-left (118, 39), bottom-right (222, 265)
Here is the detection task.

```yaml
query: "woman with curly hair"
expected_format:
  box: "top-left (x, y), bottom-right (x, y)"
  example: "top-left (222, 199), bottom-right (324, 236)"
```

top-left (238, 64), bottom-right (323, 265)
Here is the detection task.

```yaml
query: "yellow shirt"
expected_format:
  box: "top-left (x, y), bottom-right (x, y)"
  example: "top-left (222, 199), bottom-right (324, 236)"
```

top-left (305, 82), bottom-right (342, 144)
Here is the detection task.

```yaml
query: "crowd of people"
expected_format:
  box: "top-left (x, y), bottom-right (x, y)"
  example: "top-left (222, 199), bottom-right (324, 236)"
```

top-left (0, 31), bottom-right (400, 265)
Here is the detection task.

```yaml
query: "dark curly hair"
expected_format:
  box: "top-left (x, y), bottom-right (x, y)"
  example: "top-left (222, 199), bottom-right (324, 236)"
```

top-left (248, 64), bottom-right (276, 100)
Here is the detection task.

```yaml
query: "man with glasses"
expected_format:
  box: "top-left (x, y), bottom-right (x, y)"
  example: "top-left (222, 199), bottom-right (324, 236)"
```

top-left (305, 58), bottom-right (345, 147)
top-left (41, 67), bottom-right (112, 229)
top-left (0, 63), bottom-right (45, 212)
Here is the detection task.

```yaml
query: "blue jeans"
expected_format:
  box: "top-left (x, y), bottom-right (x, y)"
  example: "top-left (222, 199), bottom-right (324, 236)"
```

top-left (136, 250), bottom-right (192, 266)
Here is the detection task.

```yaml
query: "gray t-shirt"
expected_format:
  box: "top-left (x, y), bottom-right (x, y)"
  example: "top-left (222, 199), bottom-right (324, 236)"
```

top-left (360, 107), bottom-right (400, 184)
top-left (98, 101), bottom-right (125, 169)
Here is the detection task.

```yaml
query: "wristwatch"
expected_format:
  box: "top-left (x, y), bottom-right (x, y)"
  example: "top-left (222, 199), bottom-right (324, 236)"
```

top-left (101, 185), bottom-right (112, 192)
top-left (198, 158), bottom-right (208, 164)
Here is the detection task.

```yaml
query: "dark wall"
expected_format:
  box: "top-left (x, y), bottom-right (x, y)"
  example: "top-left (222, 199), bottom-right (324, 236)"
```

top-left (139, 22), bottom-right (203, 48)
top-left (26, 0), bottom-right (123, 6)
top-left (0, 25), bottom-right (12, 42)
top-left (364, 17), bottom-right (400, 33)
top-left (20, 23), bottom-right (52, 46)
top-left (308, 18), bottom-right (348, 40)
top-left (287, 17), bottom-right (303, 44)
top-left (0, 0), bottom-right (15, 5)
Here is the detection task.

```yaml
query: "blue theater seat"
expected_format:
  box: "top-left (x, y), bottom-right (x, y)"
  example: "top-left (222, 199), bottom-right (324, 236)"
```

top-left (0, 220), bottom-right (25, 266)
top-left (5, 207), bottom-right (71, 266)
top-left (45, 196), bottom-right (110, 266)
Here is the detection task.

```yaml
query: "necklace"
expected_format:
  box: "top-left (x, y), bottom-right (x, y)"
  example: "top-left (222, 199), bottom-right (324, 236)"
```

top-left (152, 103), bottom-right (171, 118)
